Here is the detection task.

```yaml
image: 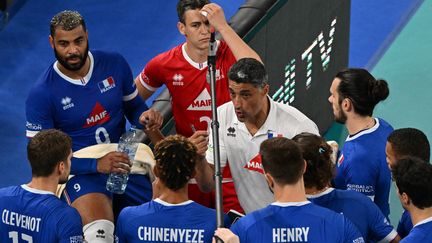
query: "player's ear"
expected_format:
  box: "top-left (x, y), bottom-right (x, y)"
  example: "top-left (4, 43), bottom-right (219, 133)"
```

top-left (49, 35), bottom-right (55, 49)
top-left (342, 98), bottom-right (352, 112)
top-left (400, 192), bottom-right (410, 206)
top-left (302, 159), bottom-right (307, 175)
top-left (177, 22), bottom-right (186, 36)
top-left (57, 161), bottom-right (65, 175)
top-left (153, 166), bottom-right (160, 177)
top-left (264, 172), bottom-right (274, 189)
top-left (261, 84), bottom-right (269, 96)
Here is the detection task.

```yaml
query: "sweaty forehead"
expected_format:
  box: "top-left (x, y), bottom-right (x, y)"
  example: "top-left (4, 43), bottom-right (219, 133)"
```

top-left (183, 9), bottom-right (205, 24)
top-left (229, 81), bottom-right (256, 92)
top-left (52, 25), bottom-right (86, 40)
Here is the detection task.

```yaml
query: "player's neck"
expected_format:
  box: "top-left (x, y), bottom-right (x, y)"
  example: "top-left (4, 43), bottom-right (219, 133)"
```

top-left (57, 56), bottom-right (90, 80)
top-left (274, 179), bottom-right (307, 203)
top-left (346, 115), bottom-right (375, 135)
top-left (409, 206), bottom-right (432, 226)
top-left (27, 177), bottom-right (59, 194)
top-left (184, 43), bottom-right (208, 64)
top-left (245, 96), bottom-right (270, 136)
top-left (304, 185), bottom-right (330, 195)
top-left (157, 186), bottom-right (189, 204)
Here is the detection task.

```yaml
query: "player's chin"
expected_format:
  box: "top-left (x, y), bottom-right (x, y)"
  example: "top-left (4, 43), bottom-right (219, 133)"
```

top-left (235, 113), bottom-right (246, 122)
top-left (197, 41), bottom-right (210, 49)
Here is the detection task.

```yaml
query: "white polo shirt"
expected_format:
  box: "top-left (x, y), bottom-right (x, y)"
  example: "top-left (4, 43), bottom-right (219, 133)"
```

top-left (206, 97), bottom-right (319, 213)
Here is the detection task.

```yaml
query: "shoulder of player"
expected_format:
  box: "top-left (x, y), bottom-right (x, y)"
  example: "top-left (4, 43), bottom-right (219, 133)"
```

top-left (232, 207), bottom-right (269, 231)
top-left (272, 100), bottom-right (315, 124)
top-left (118, 201), bottom-right (160, 219)
top-left (302, 203), bottom-right (352, 224)
top-left (26, 77), bottom-right (54, 105)
top-left (0, 185), bottom-right (19, 197)
top-left (91, 50), bottom-right (129, 67)
top-left (188, 201), bottom-right (218, 215)
top-left (146, 44), bottom-right (183, 68)
top-left (333, 189), bottom-right (374, 209)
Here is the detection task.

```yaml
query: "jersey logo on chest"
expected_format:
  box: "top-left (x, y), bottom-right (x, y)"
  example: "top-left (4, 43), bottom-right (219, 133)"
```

top-left (187, 89), bottom-right (212, 111)
top-left (98, 76), bottom-right (116, 93)
top-left (61, 96), bottom-right (75, 110)
top-left (83, 102), bottom-right (111, 128)
top-left (172, 73), bottom-right (184, 86)
top-left (244, 153), bottom-right (264, 174)
top-left (227, 127), bottom-right (236, 137)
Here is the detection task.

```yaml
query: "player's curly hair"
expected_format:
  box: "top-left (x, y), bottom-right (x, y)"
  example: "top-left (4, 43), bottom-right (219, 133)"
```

top-left (154, 135), bottom-right (197, 191)
top-left (50, 10), bottom-right (86, 36)
top-left (292, 132), bottom-right (334, 190)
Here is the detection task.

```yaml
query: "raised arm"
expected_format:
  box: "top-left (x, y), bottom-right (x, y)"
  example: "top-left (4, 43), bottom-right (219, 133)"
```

top-left (202, 3), bottom-right (261, 62)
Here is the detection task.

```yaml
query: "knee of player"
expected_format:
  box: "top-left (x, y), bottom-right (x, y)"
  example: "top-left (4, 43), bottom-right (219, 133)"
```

top-left (83, 219), bottom-right (115, 242)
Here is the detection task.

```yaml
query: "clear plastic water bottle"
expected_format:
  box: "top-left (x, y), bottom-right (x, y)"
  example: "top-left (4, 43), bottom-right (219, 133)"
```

top-left (106, 126), bottom-right (141, 194)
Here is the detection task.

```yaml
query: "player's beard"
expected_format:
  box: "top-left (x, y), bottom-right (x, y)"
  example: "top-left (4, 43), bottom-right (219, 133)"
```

top-left (54, 42), bottom-right (89, 72)
top-left (334, 104), bottom-right (347, 124)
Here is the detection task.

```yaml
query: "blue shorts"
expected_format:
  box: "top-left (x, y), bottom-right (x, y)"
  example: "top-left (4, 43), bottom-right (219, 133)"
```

top-left (62, 173), bottom-right (152, 217)
top-left (62, 173), bottom-right (112, 204)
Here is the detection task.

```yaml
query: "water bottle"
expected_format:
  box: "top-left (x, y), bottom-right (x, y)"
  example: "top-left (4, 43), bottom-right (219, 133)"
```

top-left (106, 126), bottom-right (141, 194)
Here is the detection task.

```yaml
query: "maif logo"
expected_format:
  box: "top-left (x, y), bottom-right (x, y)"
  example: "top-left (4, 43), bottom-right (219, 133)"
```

top-left (244, 154), bottom-right (264, 174)
top-left (187, 89), bottom-right (211, 111)
top-left (83, 102), bottom-right (111, 128)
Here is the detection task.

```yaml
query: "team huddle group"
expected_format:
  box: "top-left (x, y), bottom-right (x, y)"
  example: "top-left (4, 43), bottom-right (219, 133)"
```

top-left (0, 0), bottom-right (431, 242)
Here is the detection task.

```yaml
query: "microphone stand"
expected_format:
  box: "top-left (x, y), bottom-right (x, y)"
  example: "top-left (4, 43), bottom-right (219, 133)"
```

top-left (208, 31), bottom-right (224, 229)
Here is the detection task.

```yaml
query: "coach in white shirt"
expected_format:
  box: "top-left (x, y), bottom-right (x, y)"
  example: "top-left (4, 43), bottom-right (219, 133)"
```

top-left (193, 58), bottom-right (319, 213)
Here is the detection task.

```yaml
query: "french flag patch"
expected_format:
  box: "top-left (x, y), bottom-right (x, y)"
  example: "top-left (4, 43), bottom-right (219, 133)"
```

top-left (98, 76), bottom-right (116, 93)
top-left (268, 132), bottom-right (283, 139)
top-left (337, 154), bottom-right (344, 167)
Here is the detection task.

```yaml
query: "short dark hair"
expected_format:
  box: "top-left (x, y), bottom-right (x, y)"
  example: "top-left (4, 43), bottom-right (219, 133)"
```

top-left (154, 135), bottom-right (197, 191)
top-left (260, 137), bottom-right (304, 184)
top-left (50, 10), bottom-right (86, 37)
top-left (27, 129), bottom-right (72, 177)
top-left (392, 156), bottom-right (432, 209)
top-left (387, 128), bottom-right (430, 162)
top-left (335, 68), bottom-right (389, 116)
top-left (292, 133), bottom-right (334, 190)
top-left (228, 58), bottom-right (268, 88)
top-left (177, 0), bottom-right (210, 23)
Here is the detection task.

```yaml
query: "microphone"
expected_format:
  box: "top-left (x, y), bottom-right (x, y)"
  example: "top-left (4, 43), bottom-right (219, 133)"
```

top-left (208, 31), bottom-right (216, 56)
top-left (208, 28), bottom-right (216, 66)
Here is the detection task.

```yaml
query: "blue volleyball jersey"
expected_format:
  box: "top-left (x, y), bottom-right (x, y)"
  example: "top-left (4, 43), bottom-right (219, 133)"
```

top-left (0, 185), bottom-right (83, 242)
top-left (333, 118), bottom-right (393, 218)
top-left (307, 188), bottom-right (396, 242)
top-left (230, 201), bottom-right (364, 243)
top-left (400, 217), bottom-right (432, 242)
top-left (25, 51), bottom-right (148, 174)
top-left (115, 199), bottom-right (225, 243)
top-left (397, 210), bottom-right (413, 239)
